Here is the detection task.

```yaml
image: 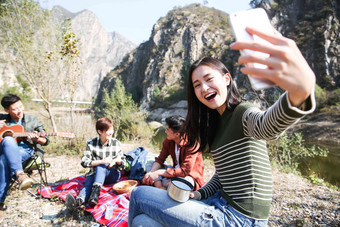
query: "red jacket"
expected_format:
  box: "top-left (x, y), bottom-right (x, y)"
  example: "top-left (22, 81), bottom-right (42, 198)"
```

top-left (155, 138), bottom-right (204, 190)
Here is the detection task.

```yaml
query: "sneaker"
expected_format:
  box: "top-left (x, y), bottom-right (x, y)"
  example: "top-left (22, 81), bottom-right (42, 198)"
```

top-left (16, 173), bottom-right (34, 190)
top-left (65, 192), bottom-right (77, 210)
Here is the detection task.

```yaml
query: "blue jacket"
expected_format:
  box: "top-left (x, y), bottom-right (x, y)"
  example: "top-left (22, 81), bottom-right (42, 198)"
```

top-left (124, 146), bottom-right (148, 181)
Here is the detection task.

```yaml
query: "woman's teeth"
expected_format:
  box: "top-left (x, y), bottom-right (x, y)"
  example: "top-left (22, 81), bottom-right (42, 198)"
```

top-left (205, 92), bottom-right (217, 100)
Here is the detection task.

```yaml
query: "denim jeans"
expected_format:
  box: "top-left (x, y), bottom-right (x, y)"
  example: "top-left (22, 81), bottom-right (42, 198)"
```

top-left (128, 186), bottom-right (268, 227)
top-left (77, 163), bottom-right (120, 202)
top-left (0, 137), bottom-right (33, 202)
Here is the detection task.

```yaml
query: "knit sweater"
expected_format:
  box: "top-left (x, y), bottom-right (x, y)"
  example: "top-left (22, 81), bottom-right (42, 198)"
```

top-left (197, 92), bottom-right (315, 219)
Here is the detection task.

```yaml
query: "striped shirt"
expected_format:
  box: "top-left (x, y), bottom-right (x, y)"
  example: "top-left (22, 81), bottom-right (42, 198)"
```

top-left (198, 92), bottom-right (315, 219)
top-left (81, 136), bottom-right (125, 176)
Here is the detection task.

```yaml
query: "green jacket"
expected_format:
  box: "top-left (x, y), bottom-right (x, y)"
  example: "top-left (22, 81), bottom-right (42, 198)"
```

top-left (0, 113), bottom-right (49, 153)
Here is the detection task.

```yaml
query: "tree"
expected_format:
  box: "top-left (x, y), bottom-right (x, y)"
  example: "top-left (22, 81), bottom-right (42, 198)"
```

top-left (58, 19), bottom-right (82, 131)
top-left (96, 77), bottom-right (153, 141)
top-left (0, 0), bottom-right (81, 132)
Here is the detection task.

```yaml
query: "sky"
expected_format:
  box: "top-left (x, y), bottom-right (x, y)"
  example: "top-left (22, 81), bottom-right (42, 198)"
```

top-left (39, 0), bottom-right (252, 45)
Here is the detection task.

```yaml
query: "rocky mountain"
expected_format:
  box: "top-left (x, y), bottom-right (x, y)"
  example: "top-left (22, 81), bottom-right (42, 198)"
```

top-left (95, 1), bottom-right (340, 121)
top-left (95, 4), bottom-right (266, 112)
top-left (0, 50), bottom-right (17, 89)
top-left (0, 5), bottom-right (136, 101)
top-left (260, 0), bottom-right (339, 89)
top-left (57, 7), bottom-right (136, 100)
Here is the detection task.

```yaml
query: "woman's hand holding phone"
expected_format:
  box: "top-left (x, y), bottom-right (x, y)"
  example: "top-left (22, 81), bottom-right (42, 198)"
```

top-left (230, 25), bottom-right (316, 108)
top-left (229, 8), bottom-right (275, 90)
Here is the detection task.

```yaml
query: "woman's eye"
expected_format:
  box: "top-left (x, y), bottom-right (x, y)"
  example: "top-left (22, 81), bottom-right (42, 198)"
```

top-left (207, 77), bottom-right (213, 81)
top-left (194, 84), bottom-right (201, 88)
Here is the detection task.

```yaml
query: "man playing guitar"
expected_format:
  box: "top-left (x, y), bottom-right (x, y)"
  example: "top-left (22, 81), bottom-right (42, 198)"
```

top-left (0, 94), bottom-right (49, 222)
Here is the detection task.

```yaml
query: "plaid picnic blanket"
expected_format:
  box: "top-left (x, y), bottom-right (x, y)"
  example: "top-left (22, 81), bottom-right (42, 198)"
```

top-left (38, 173), bottom-right (133, 227)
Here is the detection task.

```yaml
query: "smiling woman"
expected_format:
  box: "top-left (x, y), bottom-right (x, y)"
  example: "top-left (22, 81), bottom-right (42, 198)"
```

top-left (128, 22), bottom-right (317, 225)
top-left (192, 62), bottom-right (232, 115)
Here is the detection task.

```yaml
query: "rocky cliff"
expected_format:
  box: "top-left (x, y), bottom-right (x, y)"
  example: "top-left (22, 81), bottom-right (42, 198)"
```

top-left (93, 3), bottom-right (289, 114)
top-left (95, 1), bottom-right (340, 122)
top-left (64, 8), bottom-right (136, 100)
top-left (0, 5), bottom-right (136, 101)
top-left (95, 4), bottom-right (249, 111)
top-left (260, 0), bottom-right (340, 89)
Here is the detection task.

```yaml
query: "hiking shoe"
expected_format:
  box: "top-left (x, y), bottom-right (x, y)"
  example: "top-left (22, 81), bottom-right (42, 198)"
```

top-left (88, 184), bottom-right (101, 207)
top-left (17, 173), bottom-right (34, 190)
top-left (66, 192), bottom-right (77, 210)
top-left (76, 197), bottom-right (84, 208)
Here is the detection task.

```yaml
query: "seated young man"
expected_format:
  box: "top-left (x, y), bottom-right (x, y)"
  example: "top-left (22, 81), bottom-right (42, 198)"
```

top-left (66, 117), bottom-right (126, 209)
top-left (0, 94), bottom-right (49, 222)
top-left (143, 115), bottom-right (204, 190)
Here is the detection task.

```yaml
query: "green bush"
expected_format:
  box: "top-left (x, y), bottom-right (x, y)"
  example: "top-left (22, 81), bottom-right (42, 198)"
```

top-left (314, 84), bottom-right (327, 108)
top-left (95, 76), bottom-right (153, 142)
top-left (327, 88), bottom-right (340, 106)
top-left (267, 132), bottom-right (328, 172)
top-left (153, 85), bottom-right (162, 103)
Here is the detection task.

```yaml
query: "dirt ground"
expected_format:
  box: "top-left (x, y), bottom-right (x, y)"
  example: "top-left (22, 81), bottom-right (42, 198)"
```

top-left (0, 143), bottom-right (339, 226)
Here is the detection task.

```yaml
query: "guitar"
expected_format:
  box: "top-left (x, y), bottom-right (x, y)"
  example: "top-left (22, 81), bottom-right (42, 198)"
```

top-left (0, 125), bottom-right (74, 142)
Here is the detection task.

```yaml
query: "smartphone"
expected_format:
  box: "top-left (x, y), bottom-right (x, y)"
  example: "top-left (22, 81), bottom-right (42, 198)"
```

top-left (229, 8), bottom-right (275, 90)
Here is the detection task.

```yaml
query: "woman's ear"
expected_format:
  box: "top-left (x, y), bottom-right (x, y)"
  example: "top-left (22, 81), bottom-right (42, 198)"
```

top-left (225, 73), bottom-right (231, 86)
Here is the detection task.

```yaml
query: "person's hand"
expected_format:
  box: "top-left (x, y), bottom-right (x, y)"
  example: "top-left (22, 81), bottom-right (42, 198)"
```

top-left (142, 173), bottom-right (149, 184)
top-left (143, 172), bottom-right (159, 185)
top-left (27, 131), bottom-right (40, 141)
top-left (0, 120), bottom-right (6, 129)
top-left (190, 191), bottom-right (201, 200)
top-left (108, 157), bottom-right (122, 168)
top-left (230, 26), bottom-right (315, 107)
top-left (114, 157), bottom-right (122, 166)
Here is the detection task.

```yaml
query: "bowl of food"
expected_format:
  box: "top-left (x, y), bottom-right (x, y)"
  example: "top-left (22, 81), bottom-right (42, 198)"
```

top-left (113, 180), bottom-right (138, 194)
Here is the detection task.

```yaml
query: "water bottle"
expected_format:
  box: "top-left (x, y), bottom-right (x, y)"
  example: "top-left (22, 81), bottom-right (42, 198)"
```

top-left (105, 204), bottom-right (114, 220)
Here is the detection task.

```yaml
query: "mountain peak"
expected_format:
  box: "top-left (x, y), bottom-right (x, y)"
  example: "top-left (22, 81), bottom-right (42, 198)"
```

top-left (95, 5), bottom-right (237, 111)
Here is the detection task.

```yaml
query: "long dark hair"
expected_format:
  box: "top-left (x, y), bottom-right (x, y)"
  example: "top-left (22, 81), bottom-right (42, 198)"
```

top-left (182, 57), bottom-right (242, 152)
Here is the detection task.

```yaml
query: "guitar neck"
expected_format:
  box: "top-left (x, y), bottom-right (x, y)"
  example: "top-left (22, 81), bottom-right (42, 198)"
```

top-left (13, 132), bottom-right (74, 139)
top-left (13, 132), bottom-right (52, 137)
top-left (0, 125), bottom-right (74, 141)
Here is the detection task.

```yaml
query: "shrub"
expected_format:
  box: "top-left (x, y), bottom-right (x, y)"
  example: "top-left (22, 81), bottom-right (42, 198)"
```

top-left (267, 132), bottom-right (328, 172)
top-left (327, 88), bottom-right (340, 106)
top-left (95, 76), bottom-right (153, 142)
top-left (314, 84), bottom-right (327, 108)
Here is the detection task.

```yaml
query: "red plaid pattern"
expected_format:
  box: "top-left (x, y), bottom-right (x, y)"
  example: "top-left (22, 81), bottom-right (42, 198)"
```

top-left (38, 173), bottom-right (133, 227)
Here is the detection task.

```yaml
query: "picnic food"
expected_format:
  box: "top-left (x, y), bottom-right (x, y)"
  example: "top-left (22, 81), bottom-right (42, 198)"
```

top-left (113, 180), bottom-right (138, 194)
